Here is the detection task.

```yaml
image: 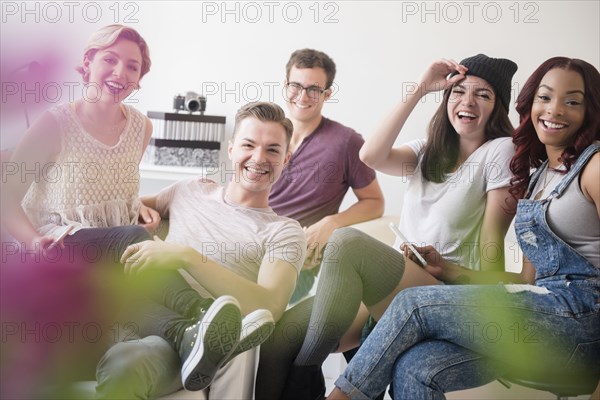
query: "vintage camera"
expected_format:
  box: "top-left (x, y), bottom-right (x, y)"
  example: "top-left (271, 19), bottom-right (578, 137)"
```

top-left (173, 91), bottom-right (206, 113)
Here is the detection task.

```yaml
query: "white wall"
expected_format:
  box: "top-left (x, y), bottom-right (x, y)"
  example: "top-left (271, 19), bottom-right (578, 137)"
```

top-left (2, 0), bottom-right (599, 218)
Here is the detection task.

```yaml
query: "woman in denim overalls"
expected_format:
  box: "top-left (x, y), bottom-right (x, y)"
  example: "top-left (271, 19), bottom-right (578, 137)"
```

top-left (328, 58), bottom-right (600, 400)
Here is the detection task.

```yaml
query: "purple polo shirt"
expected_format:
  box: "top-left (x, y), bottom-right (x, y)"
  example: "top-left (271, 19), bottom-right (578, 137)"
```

top-left (269, 117), bottom-right (376, 227)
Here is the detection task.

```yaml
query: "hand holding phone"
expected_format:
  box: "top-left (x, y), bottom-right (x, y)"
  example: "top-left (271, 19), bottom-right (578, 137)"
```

top-left (48, 225), bottom-right (74, 249)
top-left (388, 223), bottom-right (427, 267)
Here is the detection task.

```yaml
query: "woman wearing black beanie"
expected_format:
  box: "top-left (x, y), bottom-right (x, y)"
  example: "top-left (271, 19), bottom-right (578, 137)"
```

top-left (269, 55), bottom-right (520, 400)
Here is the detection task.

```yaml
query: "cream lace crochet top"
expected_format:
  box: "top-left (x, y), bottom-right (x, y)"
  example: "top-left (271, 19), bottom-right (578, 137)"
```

top-left (22, 103), bottom-right (146, 238)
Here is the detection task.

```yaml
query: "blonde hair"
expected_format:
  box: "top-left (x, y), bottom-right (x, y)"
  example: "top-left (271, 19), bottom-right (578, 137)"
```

top-left (76, 24), bottom-right (151, 83)
top-left (233, 102), bottom-right (293, 147)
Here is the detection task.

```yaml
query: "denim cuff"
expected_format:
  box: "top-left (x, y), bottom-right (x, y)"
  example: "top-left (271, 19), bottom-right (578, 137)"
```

top-left (334, 376), bottom-right (371, 400)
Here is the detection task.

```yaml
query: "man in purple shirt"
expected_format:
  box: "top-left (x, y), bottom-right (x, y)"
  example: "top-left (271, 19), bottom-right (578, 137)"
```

top-left (254, 49), bottom-right (384, 399)
top-left (270, 48), bottom-right (384, 303)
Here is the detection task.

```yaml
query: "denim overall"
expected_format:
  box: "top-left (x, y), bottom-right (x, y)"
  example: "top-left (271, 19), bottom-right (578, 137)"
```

top-left (335, 144), bottom-right (600, 400)
top-left (515, 142), bottom-right (600, 316)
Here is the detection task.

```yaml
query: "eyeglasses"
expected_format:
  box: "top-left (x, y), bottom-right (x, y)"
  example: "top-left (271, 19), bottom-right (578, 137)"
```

top-left (285, 82), bottom-right (327, 101)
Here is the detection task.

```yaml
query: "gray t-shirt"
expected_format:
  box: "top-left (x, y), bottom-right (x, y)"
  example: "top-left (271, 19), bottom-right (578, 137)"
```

top-left (155, 178), bottom-right (306, 282)
top-left (531, 163), bottom-right (600, 268)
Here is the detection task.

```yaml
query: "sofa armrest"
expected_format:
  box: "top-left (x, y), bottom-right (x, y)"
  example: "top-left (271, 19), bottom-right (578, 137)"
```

top-left (348, 216), bottom-right (399, 247)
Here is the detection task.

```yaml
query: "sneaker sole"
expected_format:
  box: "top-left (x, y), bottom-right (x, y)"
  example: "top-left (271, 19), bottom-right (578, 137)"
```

top-left (225, 309), bottom-right (275, 364)
top-left (181, 296), bottom-right (241, 391)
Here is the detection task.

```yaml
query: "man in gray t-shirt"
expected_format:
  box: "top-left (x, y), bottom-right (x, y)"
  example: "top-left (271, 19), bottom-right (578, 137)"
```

top-left (96, 102), bottom-right (306, 399)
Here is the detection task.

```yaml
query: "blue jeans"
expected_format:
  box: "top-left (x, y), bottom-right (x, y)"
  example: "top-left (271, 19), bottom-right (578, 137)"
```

top-left (335, 284), bottom-right (600, 399)
top-left (392, 340), bottom-right (503, 399)
top-left (63, 225), bottom-right (151, 264)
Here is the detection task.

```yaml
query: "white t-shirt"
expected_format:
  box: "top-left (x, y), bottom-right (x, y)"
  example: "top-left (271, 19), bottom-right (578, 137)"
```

top-left (155, 178), bottom-right (306, 282)
top-left (398, 137), bottom-right (514, 270)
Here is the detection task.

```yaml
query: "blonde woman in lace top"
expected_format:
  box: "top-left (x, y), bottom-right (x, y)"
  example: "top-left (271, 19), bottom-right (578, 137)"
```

top-left (4, 24), bottom-right (158, 260)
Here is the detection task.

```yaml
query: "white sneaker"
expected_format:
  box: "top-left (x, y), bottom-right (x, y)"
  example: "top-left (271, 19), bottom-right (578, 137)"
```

top-left (224, 309), bottom-right (275, 364)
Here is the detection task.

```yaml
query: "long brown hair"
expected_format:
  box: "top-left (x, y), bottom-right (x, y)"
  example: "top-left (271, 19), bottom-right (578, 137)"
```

top-left (421, 87), bottom-right (513, 182)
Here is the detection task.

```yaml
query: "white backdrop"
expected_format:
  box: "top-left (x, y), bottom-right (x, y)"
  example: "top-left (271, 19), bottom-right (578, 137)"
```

top-left (2, 0), bottom-right (599, 217)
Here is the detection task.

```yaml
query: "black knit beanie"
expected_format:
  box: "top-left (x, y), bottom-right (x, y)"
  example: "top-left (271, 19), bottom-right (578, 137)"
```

top-left (452, 54), bottom-right (518, 111)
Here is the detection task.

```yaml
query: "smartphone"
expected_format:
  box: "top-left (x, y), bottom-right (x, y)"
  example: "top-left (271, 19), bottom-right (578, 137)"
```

top-left (388, 223), bottom-right (427, 267)
top-left (48, 225), bottom-right (74, 249)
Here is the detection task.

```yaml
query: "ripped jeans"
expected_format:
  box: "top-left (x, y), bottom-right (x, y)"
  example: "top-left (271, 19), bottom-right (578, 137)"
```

top-left (335, 284), bottom-right (600, 399)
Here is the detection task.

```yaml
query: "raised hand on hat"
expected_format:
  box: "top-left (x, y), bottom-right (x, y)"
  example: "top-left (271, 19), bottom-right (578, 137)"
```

top-left (418, 58), bottom-right (468, 94)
